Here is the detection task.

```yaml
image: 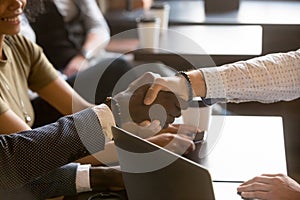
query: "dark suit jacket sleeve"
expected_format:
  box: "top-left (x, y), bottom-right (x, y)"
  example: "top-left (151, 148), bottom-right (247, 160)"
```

top-left (25, 163), bottom-right (79, 198)
top-left (4, 163), bottom-right (79, 199)
top-left (0, 108), bottom-right (105, 191)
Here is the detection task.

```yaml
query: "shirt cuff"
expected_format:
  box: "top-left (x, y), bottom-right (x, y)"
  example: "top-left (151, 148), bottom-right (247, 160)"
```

top-left (76, 164), bottom-right (92, 193)
top-left (200, 67), bottom-right (226, 99)
top-left (92, 104), bottom-right (116, 142)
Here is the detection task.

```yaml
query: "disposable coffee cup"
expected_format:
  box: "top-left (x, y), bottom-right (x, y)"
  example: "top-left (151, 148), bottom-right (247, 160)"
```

top-left (181, 100), bottom-right (212, 132)
top-left (136, 15), bottom-right (161, 49)
top-left (150, 2), bottom-right (170, 34)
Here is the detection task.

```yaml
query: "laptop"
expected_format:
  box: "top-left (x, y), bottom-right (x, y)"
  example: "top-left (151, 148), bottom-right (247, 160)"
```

top-left (112, 126), bottom-right (215, 200)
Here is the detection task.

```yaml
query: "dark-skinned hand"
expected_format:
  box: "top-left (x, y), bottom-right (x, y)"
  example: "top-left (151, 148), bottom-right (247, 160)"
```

top-left (129, 84), bottom-right (185, 128)
top-left (90, 166), bottom-right (124, 191)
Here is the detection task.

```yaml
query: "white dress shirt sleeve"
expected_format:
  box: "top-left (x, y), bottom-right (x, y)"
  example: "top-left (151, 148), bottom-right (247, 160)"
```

top-left (92, 104), bottom-right (115, 142)
top-left (76, 164), bottom-right (92, 193)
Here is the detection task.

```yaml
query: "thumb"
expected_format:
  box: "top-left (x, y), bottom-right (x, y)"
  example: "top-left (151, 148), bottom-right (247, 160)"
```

top-left (144, 84), bottom-right (162, 105)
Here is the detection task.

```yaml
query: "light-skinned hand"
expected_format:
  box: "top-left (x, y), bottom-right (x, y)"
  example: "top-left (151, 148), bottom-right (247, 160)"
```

top-left (147, 133), bottom-right (195, 155)
top-left (144, 75), bottom-right (189, 105)
top-left (237, 173), bottom-right (300, 200)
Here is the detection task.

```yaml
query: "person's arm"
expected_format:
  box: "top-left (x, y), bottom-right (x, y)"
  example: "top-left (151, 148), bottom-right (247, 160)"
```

top-left (17, 163), bottom-right (80, 199)
top-left (63, 0), bottom-right (110, 76)
top-left (237, 174), bottom-right (300, 200)
top-left (144, 49), bottom-right (300, 105)
top-left (77, 0), bottom-right (110, 53)
top-left (36, 77), bottom-right (93, 115)
top-left (200, 49), bottom-right (300, 103)
top-left (21, 163), bottom-right (124, 198)
top-left (0, 108), bottom-right (105, 191)
top-left (0, 109), bottom-right (31, 134)
top-left (20, 31), bottom-right (92, 114)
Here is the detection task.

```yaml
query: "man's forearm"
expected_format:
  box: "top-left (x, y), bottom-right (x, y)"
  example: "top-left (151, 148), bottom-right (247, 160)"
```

top-left (0, 108), bottom-right (104, 191)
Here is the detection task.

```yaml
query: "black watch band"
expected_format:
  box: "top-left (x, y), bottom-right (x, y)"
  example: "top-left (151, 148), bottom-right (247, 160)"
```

top-left (175, 71), bottom-right (194, 102)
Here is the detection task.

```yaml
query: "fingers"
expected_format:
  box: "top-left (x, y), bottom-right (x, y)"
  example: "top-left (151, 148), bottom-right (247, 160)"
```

top-left (237, 182), bottom-right (269, 200)
top-left (163, 114), bottom-right (178, 128)
top-left (237, 175), bottom-right (278, 200)
top-left (139, 120), bottom-right (151, 127)
top-left (158, 124), bottom-right (201, 142)
top-left (239, 175), bottom-right (274, 186)
top-left (178, 98), bottom-right (189, 110)
top-left (147, 133), bottom-right (195, 155)
top-left (238, 173), bottom-right (300, 200)
top-left (177, 124), bottom-right (201, 135)
top-left (239, 191), bottom-right (268, 200)
top-left (128, 80), bottom-right (184, 128)
top-left (170, 134), bottom-right (196, 154)
top-left (144, 83), bottom-right (164, 105)
top-left (261, 173), bottom-right (285, 178)
top-left (122, 120), bottom-right (162, 138)
top-left (159, 124), bottom-right (181, 134)
top-left (238, 182), bottom-right (271, 192)
top-left (144, 79), bottom-right (188, 108)
top-left (139, 120), bottom-right (162, 134)
top-left (167, 106), bottom-right (181, 118)
top-left (128, 72), bottom-right (161, 92)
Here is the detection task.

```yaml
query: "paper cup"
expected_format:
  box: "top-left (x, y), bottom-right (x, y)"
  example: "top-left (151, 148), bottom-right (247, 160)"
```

top-left (181, 100), bottom-right (212, 132)
top-left (150, 2), bottom-right (170, 34)
top-left (136, 16), bottom-right (160, 49)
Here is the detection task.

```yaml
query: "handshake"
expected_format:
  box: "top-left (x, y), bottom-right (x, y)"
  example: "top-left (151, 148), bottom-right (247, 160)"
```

top-left (107, 71), bottom-right (202, 156)
top-left (112, 72), bottom-right (190, 129)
